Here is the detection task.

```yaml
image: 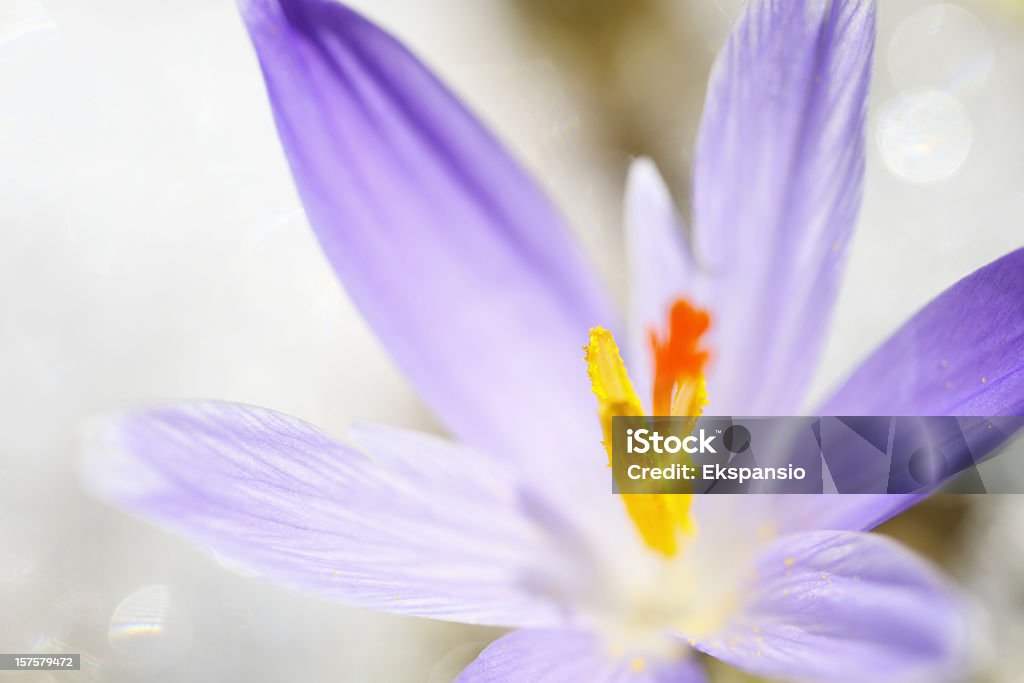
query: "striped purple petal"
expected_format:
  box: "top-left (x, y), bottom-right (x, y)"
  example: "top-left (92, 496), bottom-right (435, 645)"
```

top-left (457, 629), bottom-right (706, 683)
top-left (784, 248), bottom-right (1024, 533)
top-left (825, 247), bottom-right (1024, 416)
top-left (694, 530), bottom-right (965, 683)
top-left (82, 402), bottom-right (562, 627)
top-left (692, 0), bottom-right (876, 414)
top-left (238, 0), bottom-right (614, 469)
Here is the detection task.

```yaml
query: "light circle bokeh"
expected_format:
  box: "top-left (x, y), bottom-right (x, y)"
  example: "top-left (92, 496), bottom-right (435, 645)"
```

top-left (878, 88), bottom-right (973, 184)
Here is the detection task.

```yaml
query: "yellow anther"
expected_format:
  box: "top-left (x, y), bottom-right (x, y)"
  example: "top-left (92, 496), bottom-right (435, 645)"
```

top-left (585, 328), bottom-right (645, 465)
top-left (585, 301), bottom-right (710, 558)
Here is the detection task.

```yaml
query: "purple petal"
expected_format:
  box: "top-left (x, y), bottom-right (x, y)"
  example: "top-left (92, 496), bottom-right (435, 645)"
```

top-left (689, 495), bottom-right (903, 544)
top-left (825, 248), bottom-right (1024, 416)
top-left (694, 530), bottom-right (965, 683)
top-left (692, 0), bottom-right (876, 414)
top-left (789, 249), bottom-right (1024, 532)
top-left (457, 629), bottom-right (706, 683)
top-left (771, 494), bottom-right (920, 534)
top-left (238, 0), bottom-right (614, 467)
top-left (82, 401), bottom-right (563, 627)
top-left (693, 418), bottom-right (1022, 538)
top-left (625, 158), bottom-right (707, 404)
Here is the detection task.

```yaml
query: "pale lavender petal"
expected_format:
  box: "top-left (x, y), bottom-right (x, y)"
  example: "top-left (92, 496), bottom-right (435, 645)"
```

top-left (825, 248), bottom-right (1024, 416)
top-left (692, 0), bottom-right (876, 414)
top-left (694, 530), bottom-right (965, 683)
top-left (625, 158), bottom-right (707, 404)
top-left (689, 494), bottom-right (901, 547)
top-left (457, 629), bottom-right (706, 683)
top-left (238, 0), bottom-right (614, 467)
top-left (81, 401), bottom-right (563, 627)
top-left (757, 494), bottom-right (920, 535)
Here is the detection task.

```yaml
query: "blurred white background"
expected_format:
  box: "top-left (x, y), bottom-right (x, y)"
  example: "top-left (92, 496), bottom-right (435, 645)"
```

top-left (2, 0), bottom-right (1023, 680)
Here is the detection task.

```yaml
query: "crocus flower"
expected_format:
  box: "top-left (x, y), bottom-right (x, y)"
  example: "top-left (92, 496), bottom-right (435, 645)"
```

top-left (83, 0), bottom-right (1024, 680)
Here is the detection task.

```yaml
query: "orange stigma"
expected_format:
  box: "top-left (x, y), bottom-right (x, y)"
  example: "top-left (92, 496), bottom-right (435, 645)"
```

top-left (649, 300), bottom-right (711, 415)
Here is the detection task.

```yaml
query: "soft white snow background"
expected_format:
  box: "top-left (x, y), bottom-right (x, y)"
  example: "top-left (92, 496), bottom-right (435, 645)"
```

top-left (1, 0), bottom-right (1022, 680)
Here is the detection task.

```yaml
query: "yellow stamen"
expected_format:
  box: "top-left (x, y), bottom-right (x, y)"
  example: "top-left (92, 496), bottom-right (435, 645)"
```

top-left (585, 308), bottom-right (710, 557)
top-left (585, 328), bottom-right (645, 465)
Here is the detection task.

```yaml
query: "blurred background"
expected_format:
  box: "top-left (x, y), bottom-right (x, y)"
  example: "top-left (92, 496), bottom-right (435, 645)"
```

top-left (2, 0), bottom-right (1023, 680)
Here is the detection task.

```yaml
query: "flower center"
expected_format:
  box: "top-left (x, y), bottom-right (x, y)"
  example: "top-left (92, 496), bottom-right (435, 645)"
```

top-left (585, 298), bottom-right (711, 558)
